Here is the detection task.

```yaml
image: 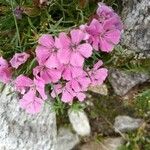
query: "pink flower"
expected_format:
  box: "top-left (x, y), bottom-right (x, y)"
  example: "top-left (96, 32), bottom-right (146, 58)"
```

top-left (15, 75), bottom-right (47, 100)
top-left (10, 52), bottom-right (30, 69)
top-left (57, 29), bottom-right (93, 67)
top-left (19, 88), bottom-right (44, 114)
top-left (33, 65), bottom-right (62, 84)
top-left (36, 34), bottom-right (61, 68)
top-left (86, 19), bottom-right (121, 52)
top-left (89, 60), bottom-right (108, 86)
top-left (62, 64), bottom-right (84, 81)
top-left (0, 57), bottom-right (12, 83)
top-left (97, 3), bottom-right (115, 22)
top-left (14, 75), bottom-right (47, 114)
top-left (52, 83), bottom-right (87, 103)
top-left (51, 72), bottom-right (91, 103)
top-left (96, 3), bottom-right (123, 31)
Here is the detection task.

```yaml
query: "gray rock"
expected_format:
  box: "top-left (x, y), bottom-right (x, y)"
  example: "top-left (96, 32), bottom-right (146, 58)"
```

top-left (121, 0), bottom-right (150, 55)
top-left (55, 128), bottom-right (79, 150)
top-left (109, 69), bottom-right (149, 96)
top-left (80, 137), bottom-right (124, 150)
top-left (114, 115), bottom-right (143, 133)
top-left (68, 109), bottom-right (91, 136)
top-left (0, 84), bottom-right (56, 150)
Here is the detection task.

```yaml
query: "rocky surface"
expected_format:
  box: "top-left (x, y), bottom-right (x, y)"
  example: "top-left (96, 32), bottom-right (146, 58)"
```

top-left (109, 69), bottom-right (149, 96)
top-left (55, 127), bottom-right (79, 150)
top-left (80, 137), bottom-right (123, 150)
top-left (88, 84), bottom-right (108, 96)
top-left (114, 115), bottom-right (143, 133)
top-left (68, 109), bottom-right (91, 136)
top-left (0, 84), bottom-right (56, 150)
top-left (121, 0), bottom-right (150, 55)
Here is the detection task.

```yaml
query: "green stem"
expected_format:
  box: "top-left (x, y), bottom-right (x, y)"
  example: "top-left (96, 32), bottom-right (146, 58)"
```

top-left (10, 0), bottom-right (21, 48)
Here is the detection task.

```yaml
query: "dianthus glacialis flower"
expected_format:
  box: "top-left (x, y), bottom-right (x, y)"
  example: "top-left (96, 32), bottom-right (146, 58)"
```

top-left (6, 3), bottom-right (122, 114)
top-left (86, 19), bottom-right (121, 52)
top-left (96, 3), bottom-right (123, 31)
top-left (36, 34), bottom-right (61, 68)
top-left (88, 60), bottom-right (108, 86)
top-left (10, 52), bottom-right (30, 69)
top-left (14, 75), bottom-right (47, 114)
top-left (80, 3), bottom-right (122, 52)
top-left (51, 74), bottom-right (90, 103)
top-left (33, 65), bottom-right (62, 84)
top-left (57, 29), bottom-right (93, 67)
top-left (51, 71), bottom-right (91, 103)
top-left (0, 57), bottom-right (12, 83)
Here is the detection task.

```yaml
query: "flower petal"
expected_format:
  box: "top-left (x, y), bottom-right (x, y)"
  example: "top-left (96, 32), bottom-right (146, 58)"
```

top-left (38, 34), bottom-right (54, 48)
top-left (0, 67), bottom-right (12, 83)
top-left (51, 84), bottom-right (63, 98)
top-left (104, 29), bottom-right (121, 45)
top-left (0, 57), bottom-right (9, 67)
top-left (77, 43), bottom-right (93, 58)
top-left (70, 80), bottom-right (81, 92)
top-left (34, 77), bottom-right (47, 100)
top-left (70, 52), bottom-right (84, 67)
top-left (57, 48), bottom-right (71, 64)
top-left (45, 53), bottom-right (60, 69)
top-left (58, 32), bottom-right (71, 49)
top-left (99, 37), bottom-right (114, 52)
top-left (19, 89), bottom-right (43, 114)
top-left (76, 92), bottom-right (86, 102)
top-left (71, 67), bottom-right (84, 78)
top-left (61, 89), bottom-right (74, 103)
top-left (14, 75), bottom-right (33, 93)
top-left (35, 45), bottom-right (51, 65)
top-left (62, 66), bottom-right (72, 80)
top-left (10, 52), bottom-right (30, 69)
top-left (70, 29), bottom-right (85, 44)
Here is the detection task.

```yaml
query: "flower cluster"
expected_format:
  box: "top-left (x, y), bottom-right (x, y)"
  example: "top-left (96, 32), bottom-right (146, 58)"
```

top-left (0, 3), bottom-right (123, 114)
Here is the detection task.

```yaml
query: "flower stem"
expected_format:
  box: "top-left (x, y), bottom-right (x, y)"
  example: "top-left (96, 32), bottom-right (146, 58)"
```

top-left (10, 0), bottom-right (21, 48)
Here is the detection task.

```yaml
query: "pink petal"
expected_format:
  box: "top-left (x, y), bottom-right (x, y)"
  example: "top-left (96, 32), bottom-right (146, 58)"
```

top-left (70, 52), bottom-right (84, 67)
top-left (0, 57), bottom-right (9, 67)
top-left (38, 34), bottom-right (54, 48)
top-left (36, 45), bottom-right (51, 65)
top-left (19, 89), bottom-right (43, 114)
top-left (51, 84), bottom-right (63, 98)
top-left (71, 67), bottom-right (84, 78)
top-left (77, 43), bottom-right (93, 58)
top-left (104, 29), bottom-right (121, 45)
top-left (61, 89), bottom-right (74, 103)
top-left (34, 77), bottom-right (47, 100)
top-left (99, 37), bottom-right (114, 52)
top-left (0, 67), bottom-right (12, 83)
top-left (94, 68), bottom-right (108, 80)
top-left (58, 32), bottom-right (71, 49)
top-left (70, 29), bottom-right (85, 44)
top-left (46, 68), bottom-right (62, 83)
top-left (77, 76), bottom-right (91, 91)
top-left (104, 15), bottom-right (123, 31)
top-left (10, 52), bottom-right (30, 69)
top-left (92, 37), bottom-right (99, 51)
top-left (70, 80), bottom-right (81, 92)
top-left (93, 60), bottom-right (103, 70)
top-left (87, 19), bottom-right (103, 35)
top-left (15, 75), bottom-right (33, 90)
top-left (62, 66), bottom-right (72, 80)
top-left (45, 53), bottom-right (60, 68)
top-left (76, 92), bottom-right (86, 102)
top-left (57, 48), bottom-right (71, 64)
